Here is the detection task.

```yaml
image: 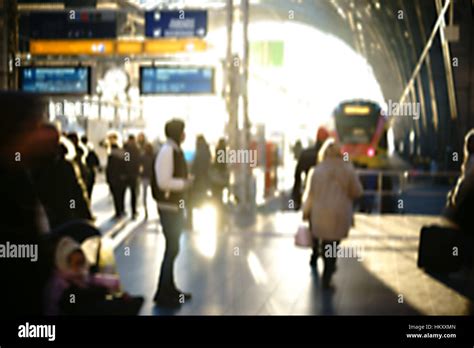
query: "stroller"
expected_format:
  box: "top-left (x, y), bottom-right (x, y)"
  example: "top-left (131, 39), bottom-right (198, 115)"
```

top-left (45, 219), bottom-right (143, 316)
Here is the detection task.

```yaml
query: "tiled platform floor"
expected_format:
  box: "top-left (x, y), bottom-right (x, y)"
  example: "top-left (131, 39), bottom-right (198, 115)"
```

top-left (113, 208), bottom-right (472, 315)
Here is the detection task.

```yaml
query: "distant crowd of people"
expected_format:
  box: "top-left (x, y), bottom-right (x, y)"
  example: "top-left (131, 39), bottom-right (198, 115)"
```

top-left (105, 132), bottom-right (153, 220)
top-left (103, 129), bottom-right (229, 224)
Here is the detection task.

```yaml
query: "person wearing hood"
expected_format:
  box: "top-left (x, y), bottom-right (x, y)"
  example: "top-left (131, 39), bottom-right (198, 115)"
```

top-left (152, 119), bottom-right (193, 307)
top-left (43, 237), bottom-right (90, 315)
top-left (106, 132), bottom-right (127, 218)
top-left (44, 236), bottom-right (140, 315)
top-left (291, 127), bottom-right (330, 211)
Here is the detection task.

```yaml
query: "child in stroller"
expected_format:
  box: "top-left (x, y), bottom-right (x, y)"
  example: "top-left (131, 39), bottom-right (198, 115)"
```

top-left (44, 221), bottom-right (143, 315)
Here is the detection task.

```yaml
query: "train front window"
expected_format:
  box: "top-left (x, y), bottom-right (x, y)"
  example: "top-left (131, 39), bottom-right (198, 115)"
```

top-left (335, 112), bottom-right (378, 144)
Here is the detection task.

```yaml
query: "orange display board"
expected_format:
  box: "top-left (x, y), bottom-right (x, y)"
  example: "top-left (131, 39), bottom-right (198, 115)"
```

top-left (29, 38), bottom-right (208, 56)
top-left (116, 40), bottom-right (143, 55)
top-left (143, 38), bottom-right (207, 54)
top-left (30, 40), bottom-right (115, 55)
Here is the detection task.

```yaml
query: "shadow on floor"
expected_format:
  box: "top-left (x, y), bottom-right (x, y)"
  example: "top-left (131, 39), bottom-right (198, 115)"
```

top-left (294, 257), bottom-right (422, 316)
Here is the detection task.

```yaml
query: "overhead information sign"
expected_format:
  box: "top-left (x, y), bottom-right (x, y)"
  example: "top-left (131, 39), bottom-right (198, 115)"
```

top-left (20, 10), bottom-right (117, 40)
top-left (30, 39), bottom-right (114, 55)
top-left (29, 38), bottom-right (207, 56)
top-left (19, 67), bottom-right (91, 95)
top-left (145, 10), bottom-right (207, 38)
top-left (140, 66), bottom-right (214, 95)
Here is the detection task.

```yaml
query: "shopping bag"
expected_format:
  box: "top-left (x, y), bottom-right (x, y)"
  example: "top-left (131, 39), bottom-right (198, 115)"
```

top-left (295, 225), bottom-right (313, 248)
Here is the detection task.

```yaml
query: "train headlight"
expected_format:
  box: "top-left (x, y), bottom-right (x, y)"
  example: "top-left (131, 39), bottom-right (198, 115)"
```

top-left (367, 147), bottom-right (376, 157)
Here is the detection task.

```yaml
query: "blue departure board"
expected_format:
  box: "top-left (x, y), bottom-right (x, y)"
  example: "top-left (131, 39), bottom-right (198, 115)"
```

top-left (140, 67), bottom-right (214, 95)
top-left (19, 67), bottom-right (91, 95)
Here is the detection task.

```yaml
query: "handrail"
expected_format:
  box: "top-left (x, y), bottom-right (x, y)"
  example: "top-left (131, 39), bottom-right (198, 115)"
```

top-left (354, 169), bottom-right (458, 213)
top-left (355, 169), bottom-right (459, 177)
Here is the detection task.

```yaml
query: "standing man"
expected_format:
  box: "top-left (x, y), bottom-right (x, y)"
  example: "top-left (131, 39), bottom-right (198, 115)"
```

top-left (106, 132), bottom-right (127, 218)
top-left (81, 135), bottom-right (101, 198)
top-left (152, 119), bottom-right (193, 307)
top-left (124, 135), bottom-right (141, 220)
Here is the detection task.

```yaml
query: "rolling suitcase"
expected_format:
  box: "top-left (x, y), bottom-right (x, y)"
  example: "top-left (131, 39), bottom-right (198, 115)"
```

top-left (417, 225), bottom-right (464, 273)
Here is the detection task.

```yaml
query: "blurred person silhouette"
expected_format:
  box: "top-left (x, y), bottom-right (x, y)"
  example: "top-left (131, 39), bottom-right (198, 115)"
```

top-left (137, 132), bottom-right (148, 153)
top-left (31, 124), bottom-right (93, 229)
top-left (210, 138), bottom-right (230, 206)
top-left (151, 119), bottom-right (193, 307)
top-left (106, 132), bottom-right (127, 218)
top-left (0, 92), bottom-right (53, 316)
top-left (292, 140), bottom-right (303, 161)
top-left (124, 135), bottom-right (141, 220)
top-left (67, 132), bottom-right (90, 194)
top-left (291, 127), bottom-right (330, 210)
top-left (446, 129), bottom-right (474, 235)
top-left (192, 135), bottom-right (211, 202)
top-left (303, 139), bottom-right (363, 288)
top-left (140, 142), bottom-right (155, 220)
top-left (81, 135), bottom-right (101, 198)
top-left (188, 135), bottom-right (212, 229)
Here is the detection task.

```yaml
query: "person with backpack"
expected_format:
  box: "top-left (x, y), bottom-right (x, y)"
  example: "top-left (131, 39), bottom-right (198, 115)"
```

top-left (151, 119), bottom-right (193, 308)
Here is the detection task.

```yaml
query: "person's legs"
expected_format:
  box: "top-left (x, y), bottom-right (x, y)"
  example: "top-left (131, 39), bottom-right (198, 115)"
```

top-left (87, 181), bottom-right (93, 199)
top-left (129, 177), bottom-right (138, 218)
top-left (117, 183), bottom-right (126, 216)
top-left (322, 240), bottom-right (340, 287)
top-left (142, 178), bottom-right (149, 219)
top-left (155, 209), bottom-right (185, 305)
top-left (310, 238), bottom-right (320, 268)
top-left (309, 221), bottom-right (319, 267)
top-left (110, 185), bottom-right (120, 216)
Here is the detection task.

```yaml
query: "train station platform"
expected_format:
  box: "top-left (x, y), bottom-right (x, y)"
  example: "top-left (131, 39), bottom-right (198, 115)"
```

top-left (112, 208), bottom-right (473, 316)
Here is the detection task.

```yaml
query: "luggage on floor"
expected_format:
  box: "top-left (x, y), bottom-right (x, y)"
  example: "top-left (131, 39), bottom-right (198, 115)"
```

top-left (417, 225), bottom-right (464, 273)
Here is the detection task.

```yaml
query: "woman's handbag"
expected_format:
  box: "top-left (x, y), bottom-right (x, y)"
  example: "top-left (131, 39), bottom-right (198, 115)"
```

top-left (295, 225), bottom-right (313, 248)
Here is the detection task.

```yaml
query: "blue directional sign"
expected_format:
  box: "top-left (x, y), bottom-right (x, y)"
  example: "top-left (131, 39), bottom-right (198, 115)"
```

top-left (140, 66), bottom-right (214, 95)
top-left (19, 67), bottom-right (91, 95)
top-left (145, 10), bottom-right (207, 38)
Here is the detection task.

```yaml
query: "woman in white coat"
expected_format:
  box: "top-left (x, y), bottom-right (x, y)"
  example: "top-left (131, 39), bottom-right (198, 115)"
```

top-left (303, 139), bottom-right (363, 288)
